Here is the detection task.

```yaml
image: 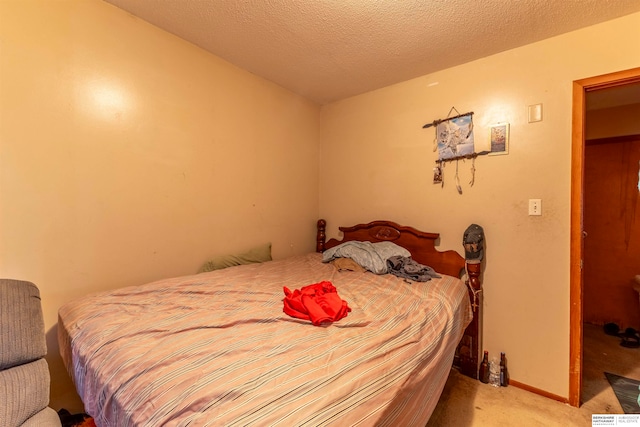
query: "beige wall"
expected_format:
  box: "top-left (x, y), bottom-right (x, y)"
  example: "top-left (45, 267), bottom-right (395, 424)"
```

top-left (319, 13), bottom-right (640, 398)
top-left (0, 0), bottom-right (319, 409)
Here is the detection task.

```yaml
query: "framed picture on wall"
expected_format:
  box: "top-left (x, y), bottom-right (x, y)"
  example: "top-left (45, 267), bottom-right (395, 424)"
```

top-left (489, 123), bottom-right (509, 155)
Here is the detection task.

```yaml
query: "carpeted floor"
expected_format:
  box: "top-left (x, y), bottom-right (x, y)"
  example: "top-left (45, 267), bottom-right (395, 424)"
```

top-left (427, 323), bottom-right (640, 426)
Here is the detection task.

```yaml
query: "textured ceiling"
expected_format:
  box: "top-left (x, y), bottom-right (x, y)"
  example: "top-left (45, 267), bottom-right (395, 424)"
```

top-left (103, 0), bottom-right (640, 105)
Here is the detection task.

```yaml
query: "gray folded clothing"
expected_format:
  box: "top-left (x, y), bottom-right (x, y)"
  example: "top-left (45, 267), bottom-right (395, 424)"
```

top-left (387, 256), bottom-right (441, 282)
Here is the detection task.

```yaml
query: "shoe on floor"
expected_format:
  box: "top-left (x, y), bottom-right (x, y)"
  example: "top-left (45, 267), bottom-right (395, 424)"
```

top-left (620, 328), bottom-right (640, 348)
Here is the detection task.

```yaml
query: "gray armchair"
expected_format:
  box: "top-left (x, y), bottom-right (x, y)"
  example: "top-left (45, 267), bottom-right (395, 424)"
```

top-left (0, 279), bottom-right (61, 427)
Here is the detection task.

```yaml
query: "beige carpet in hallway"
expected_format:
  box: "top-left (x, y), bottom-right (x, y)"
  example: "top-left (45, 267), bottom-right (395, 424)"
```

top-left (427, 323), bottom-right (640, 426)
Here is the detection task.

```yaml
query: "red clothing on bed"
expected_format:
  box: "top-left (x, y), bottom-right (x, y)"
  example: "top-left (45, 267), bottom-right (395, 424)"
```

top-left (283, 281), bottom-right (351, 326)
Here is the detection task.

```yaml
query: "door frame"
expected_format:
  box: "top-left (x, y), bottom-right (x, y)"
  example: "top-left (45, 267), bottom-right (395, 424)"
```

top-left (569, 67), bottom-right (640, 407)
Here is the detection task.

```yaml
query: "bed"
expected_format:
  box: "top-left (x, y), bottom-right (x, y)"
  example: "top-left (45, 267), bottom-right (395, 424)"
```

top-left (58, 219), bottom-right (483, 426)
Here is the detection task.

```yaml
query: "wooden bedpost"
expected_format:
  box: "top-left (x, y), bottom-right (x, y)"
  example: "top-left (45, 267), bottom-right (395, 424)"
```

top-left (316, 219), bottom-right (327, 253)
top-left (457, 260), bottom-right (483, 379)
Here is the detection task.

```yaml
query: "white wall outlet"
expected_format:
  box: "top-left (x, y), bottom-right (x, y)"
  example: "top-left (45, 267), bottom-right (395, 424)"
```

top-left (529, 199), bottom-right (542, 216)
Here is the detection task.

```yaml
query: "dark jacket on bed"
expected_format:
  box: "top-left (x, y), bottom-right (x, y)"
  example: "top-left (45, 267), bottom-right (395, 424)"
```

top-left (386, 256), bottom-right (441, 282)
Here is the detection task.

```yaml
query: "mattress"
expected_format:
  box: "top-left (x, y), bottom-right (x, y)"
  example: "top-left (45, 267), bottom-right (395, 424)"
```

top-left (58, 252), bottom-right (472, 426)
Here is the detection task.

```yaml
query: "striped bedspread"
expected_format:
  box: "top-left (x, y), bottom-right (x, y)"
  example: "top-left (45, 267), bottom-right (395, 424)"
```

top-left (58, 252), bottom-right (471, 427)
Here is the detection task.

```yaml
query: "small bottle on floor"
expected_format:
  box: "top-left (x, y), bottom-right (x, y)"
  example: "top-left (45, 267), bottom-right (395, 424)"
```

top-left (500, 352), bottom-right (509, 387)
top-left (489, 357), bottom-right (500, 387)
top-left (479, 350), bottom-right (490, 384)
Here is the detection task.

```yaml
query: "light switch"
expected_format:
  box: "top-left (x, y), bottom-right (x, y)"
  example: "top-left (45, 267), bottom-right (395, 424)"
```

top-left (528, 104), bottom-right (543, 123)
top-left (529, 199), bottom-right (542, 216)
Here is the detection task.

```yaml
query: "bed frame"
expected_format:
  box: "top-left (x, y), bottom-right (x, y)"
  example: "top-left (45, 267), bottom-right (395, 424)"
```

top-left (316, 219), bottom-right (483, 380)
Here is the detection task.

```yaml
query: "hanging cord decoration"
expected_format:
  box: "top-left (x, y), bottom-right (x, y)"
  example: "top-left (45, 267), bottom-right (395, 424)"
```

top-left (469, 157), bottom-right (476, 187)
top-left (455, 160), bottom-right (462, 194)
top-left (465, 263), bottom-right (483, 312)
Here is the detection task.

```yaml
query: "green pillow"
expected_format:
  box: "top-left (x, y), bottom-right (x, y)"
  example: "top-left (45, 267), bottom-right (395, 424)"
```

top-left (198, 243), bottom-right (272, 273)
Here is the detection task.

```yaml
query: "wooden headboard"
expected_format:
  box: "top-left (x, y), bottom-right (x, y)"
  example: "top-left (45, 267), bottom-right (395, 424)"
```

top-left (315, 219), bottom-right (483, 380)
top-left (316, 219), bottom-right (465, 278)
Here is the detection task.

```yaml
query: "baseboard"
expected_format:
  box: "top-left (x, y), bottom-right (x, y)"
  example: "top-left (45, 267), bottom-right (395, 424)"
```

top-left (509, 379), bottom-right (570, 404)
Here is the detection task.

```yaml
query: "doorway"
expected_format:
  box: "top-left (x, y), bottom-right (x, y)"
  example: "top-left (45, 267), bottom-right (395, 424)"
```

top-left (570, 67), bottom-right (640, 407)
